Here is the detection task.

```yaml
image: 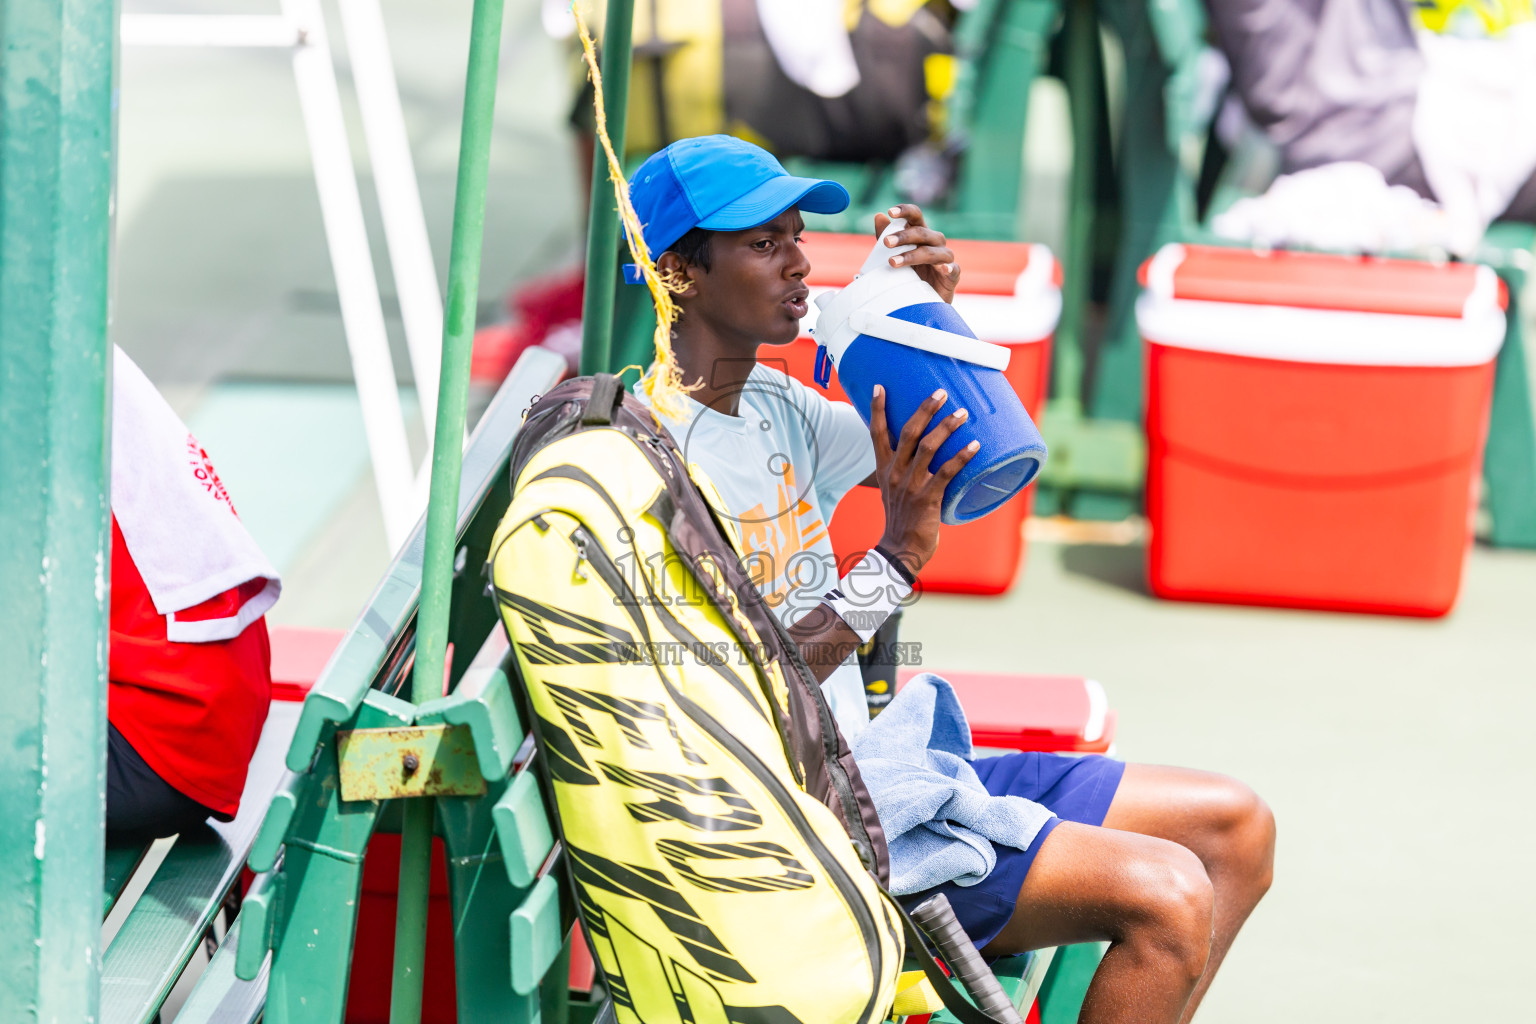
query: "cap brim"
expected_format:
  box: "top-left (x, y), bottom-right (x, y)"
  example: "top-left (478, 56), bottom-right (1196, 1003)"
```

top-left (696, 175), bottom-right (851, 232)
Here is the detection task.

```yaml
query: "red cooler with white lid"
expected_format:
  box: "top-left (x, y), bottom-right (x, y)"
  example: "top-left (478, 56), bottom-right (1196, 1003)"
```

top-left (1137, 244), bottom-right (1506, 617)
top-left (777, 234), bottom-right (1059, 595)
top-left (897, 669), bottom-right (1117, 754)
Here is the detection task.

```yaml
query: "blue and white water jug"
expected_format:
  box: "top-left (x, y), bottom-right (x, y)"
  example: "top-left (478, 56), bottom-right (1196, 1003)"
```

top-left (811, 220), bottom-right (1048, 525)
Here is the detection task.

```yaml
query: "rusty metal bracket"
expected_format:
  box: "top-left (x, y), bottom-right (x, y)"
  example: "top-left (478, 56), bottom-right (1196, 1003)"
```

top-left (336, 724), bottom-right (486, 801)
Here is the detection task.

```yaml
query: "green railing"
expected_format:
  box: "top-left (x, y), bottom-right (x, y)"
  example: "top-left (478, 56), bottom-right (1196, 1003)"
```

top-left (0, 0), bottom-right (116, 1019)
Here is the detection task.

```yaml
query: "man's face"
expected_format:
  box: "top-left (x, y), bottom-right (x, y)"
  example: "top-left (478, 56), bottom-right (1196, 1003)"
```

top-left (679, 208), bottom-right (811, 348)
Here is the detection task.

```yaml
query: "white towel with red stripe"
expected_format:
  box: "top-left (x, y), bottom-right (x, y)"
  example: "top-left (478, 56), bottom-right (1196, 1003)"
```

top-left (111, 346), bottom-right (280, 642)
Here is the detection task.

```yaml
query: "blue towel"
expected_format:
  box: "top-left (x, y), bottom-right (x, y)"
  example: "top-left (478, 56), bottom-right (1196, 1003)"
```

top-left (851, 673), bottom-right (1054, 896)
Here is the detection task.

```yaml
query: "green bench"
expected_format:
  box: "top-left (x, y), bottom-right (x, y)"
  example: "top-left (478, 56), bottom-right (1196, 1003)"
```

top-left (222, 347), bottom-right (580, 1024)
top-left (95, 349), bottom-right (576, 1023)
top-left (98, 698), bottom-right (301, 1024)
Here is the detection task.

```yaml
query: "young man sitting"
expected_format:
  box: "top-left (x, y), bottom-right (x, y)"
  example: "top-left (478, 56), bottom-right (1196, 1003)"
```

top-left (627, 135), bottom-right (1275, 1024)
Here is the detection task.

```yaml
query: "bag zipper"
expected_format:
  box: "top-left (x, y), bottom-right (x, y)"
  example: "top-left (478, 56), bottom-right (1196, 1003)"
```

top-left (570, 523), bottom-right (885, 1024)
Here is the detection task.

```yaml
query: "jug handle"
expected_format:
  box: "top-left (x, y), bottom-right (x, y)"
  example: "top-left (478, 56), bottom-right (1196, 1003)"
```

top-left (813, 344), bottom-right (832, 388)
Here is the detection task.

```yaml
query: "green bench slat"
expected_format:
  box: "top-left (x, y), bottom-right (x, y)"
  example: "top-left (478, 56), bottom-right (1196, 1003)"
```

top-left (99, 700), bottom-right (300, 1024)
top-left (493, 770), bottom-right (554, 889)
top-left (170, 916), bottom-right (267, 1024)
top-left (234, 867), bottom-right (281, 982)
top-left (510, 873), bottom-right (562, 996)
top-left (418, 644), bottom-right (525, 783)
top-left (103, 841), bottom-right (152, 918)
top-left (246, 773), bottom-right (300, 874)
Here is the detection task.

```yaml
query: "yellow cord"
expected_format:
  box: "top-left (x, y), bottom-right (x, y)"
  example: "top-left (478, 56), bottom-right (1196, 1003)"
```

top-left (574, 3), bottom-right (695, 418)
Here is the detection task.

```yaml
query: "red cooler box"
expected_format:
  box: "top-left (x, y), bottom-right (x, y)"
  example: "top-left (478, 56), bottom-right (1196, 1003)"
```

top-left (897, 669), bottom-right (1117, 754)
top-left (775, 234), bottom-right (1059, 595)
top-left (1137, 244), bottom-right (1506, 616)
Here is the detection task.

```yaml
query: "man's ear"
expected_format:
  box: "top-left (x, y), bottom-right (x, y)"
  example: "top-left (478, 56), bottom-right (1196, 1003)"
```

top-left (655, 251), bottom-right (700, 299)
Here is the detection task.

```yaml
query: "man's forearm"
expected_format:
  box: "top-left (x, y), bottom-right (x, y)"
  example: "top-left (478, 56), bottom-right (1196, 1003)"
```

top-left (788, 545), bottom-right (917, 682)
top-left (786, 602), bottom-right (864, 683)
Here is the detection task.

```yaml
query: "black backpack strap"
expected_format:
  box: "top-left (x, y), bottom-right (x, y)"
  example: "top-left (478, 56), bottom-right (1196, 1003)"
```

top-left (582, 372), bottom-right (625, 426)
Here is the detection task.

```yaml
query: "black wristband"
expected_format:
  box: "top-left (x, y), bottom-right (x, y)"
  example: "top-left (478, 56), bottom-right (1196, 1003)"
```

top-left (874, 544), bottom-right (919, 588)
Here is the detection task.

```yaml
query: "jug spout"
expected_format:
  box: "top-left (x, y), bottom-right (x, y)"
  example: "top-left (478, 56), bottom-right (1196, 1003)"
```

top-left (814, 219), bottom-right (945, 368)
top-left (855, 218), bottom-right (916, 279)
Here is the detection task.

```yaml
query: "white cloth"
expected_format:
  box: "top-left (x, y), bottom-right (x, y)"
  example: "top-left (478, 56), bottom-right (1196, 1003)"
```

top-left (111, 347), bottom-right (280, 642)
top-left (639, 363), bottom-right (877, 740)
top-left (1412, 24), bottom-right (1536, 255)
top-left (755, 0), bottom-right (861, 99)
top-left (1212, 161), bottom-right (1458, 254)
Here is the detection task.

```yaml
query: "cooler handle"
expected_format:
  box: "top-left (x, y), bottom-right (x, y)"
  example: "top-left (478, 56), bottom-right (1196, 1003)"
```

top-left (848, 310), bottom-right (1011, 372)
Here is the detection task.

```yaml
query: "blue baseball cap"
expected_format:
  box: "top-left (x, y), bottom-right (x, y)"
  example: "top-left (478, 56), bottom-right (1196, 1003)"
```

top-left (627, 135), bottom-right (850, 260)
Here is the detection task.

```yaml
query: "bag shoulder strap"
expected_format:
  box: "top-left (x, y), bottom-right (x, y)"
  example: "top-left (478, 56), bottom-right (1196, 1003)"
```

top-left (582, 372), bottom-right (625, 425)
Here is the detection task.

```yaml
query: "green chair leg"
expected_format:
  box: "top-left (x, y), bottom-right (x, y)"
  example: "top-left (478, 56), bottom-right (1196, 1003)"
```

top-left (1485, 292), bottom-right (1536, 547)
top-left (1036, 941), bottom-right (1105, 1024)
top-left (948, 0), bottom-right (1062, 237)
top-left (263, 695), bottom-right (410, 1024)
top-left (1076, 0), bottom-right (1209, 518)
top-left (1478, 227), bottom-right (1536, 548)
top-left (440, 777), bottom-right (541, 1024)
top-left (1091, 0), bottom-right (1203, 432)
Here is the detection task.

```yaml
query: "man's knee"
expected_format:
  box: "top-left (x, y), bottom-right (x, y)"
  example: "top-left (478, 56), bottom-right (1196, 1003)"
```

top-left (1209, 777), bottom-right (1277, 893)
top-left (1122, 841), bottom-right (1216, 982)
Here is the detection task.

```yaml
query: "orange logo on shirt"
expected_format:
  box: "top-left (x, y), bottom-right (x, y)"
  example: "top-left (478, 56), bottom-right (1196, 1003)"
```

top-left (735, 466), bottom-right (831, 607)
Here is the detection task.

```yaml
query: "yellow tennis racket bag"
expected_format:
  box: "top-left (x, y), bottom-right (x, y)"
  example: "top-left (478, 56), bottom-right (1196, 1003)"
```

top-left (488, 375), bottom-right (902, 1024)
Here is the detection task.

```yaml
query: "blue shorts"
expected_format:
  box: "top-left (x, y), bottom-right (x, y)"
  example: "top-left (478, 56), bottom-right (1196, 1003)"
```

top-left (901, 752), bottom-right (1126, 949)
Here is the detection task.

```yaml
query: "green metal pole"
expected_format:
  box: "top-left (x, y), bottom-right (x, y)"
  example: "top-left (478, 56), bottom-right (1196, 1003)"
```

top-left (0, 0), bottom-right (116, 1020)
top-left (578, 0), bottom-right (635, 377)
top-left (1054, 0), bottom-right (1099, 414)
top-left (390, 0), bottom-right (504, 1019)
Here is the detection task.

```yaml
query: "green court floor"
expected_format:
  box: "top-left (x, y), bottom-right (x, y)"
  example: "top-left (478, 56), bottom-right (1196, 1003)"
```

top-left (905, 537), bottom-right (1536, 1023)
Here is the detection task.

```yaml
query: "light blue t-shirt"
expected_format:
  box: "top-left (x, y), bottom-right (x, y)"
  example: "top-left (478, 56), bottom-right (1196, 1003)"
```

top-left (640, 363), bottom-right (877, 740)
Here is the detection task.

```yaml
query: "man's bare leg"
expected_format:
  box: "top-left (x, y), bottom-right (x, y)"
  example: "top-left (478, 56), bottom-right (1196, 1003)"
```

top-left (1101, 765), bottom-right (1276, 1022)
top-left (980, 822), bottom-right (1215, 1024)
